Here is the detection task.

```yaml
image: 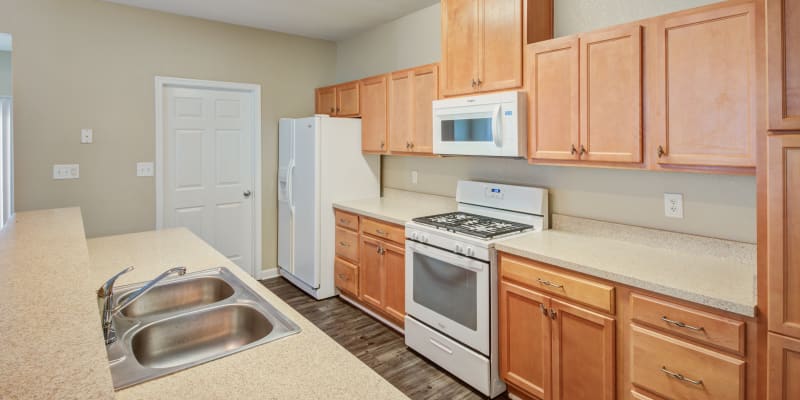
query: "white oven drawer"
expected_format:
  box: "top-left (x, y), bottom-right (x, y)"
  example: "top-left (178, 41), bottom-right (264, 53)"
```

top-left (405, 316), bottom-right (490, 395)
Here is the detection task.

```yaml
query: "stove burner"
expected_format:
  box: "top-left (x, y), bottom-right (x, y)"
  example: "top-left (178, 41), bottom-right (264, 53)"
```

top-left (413, 212), bottom-right (533, 239)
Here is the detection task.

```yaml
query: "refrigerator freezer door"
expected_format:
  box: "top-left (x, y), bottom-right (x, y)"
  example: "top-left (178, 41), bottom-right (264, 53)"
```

top-left (290, 118), bottom-right (320, 288)
top-left (277, 119), bottom-right (294, 273)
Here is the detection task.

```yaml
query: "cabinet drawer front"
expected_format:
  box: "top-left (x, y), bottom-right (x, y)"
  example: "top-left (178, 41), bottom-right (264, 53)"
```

top-left (631, 325), bottom-right (745, 400)
top-left (335, 228), bottom-right (359, 262)
top-left (630, 293), bottom-right (745, 355)
top-left (334, 258), bottom-right (358, 297)
top-left (360, 218), bottom-right (405, 245)
top-left (500, 254), bottom-right (615, 313)
top-left (334, 210), bottom-right (359, 231)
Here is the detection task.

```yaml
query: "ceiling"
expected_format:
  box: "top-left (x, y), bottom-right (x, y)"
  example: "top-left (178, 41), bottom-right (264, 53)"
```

top-left (104, 0), bottom-right (440, 41)
top-left (0, 33), bottom-right (11, 52)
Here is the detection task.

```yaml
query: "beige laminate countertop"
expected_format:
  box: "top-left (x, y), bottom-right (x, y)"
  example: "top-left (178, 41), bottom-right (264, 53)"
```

top-left (332, 188), bottom-right (457, 225)
top-left (88, 228), bottom-right (408, 400)
top-left (495, 219), bottom-right (757, 317)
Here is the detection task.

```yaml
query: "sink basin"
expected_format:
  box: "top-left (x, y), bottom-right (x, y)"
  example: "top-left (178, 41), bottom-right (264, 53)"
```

top-left (104, 267), bottom-right (300, 390)
top-left (132, 305), bottom-right (272, 369)
top-left (118, 277), bottom-right (234, 318)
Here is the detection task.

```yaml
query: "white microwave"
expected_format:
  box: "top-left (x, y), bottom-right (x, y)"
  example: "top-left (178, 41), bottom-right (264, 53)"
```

top-left (432, 91), bottom-right (527, 157)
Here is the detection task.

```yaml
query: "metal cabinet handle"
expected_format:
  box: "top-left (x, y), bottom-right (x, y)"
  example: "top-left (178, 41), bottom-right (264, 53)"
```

top-left (406, 142), bottom-right (411, 149)
top-left (476, 78), bottom-right (482, 86)
top-left (375, 229), bottom-right (389, 237)
top-left (657, 145), bottom-right (666, 158)
top-left (330, 107), bottom-right (335, 113)
top-left (409, 142), bottom-right (414, 149)
top-left (380, 141), bottom-right (385, 149)
top-left (337, 273), bottom-right (349, 281)
top-left (375, 245), bottom-right (385, 255)
top-left (661, 316), bottom-right (704, 331)
top-left (661, 366), bottom-right (703, 385)
top-left (579, 145), bottom-right (587, 156)
top-left (537, 278), bottom-right (564, 289)
top-left (571, 144), bottom-right (577, 155)
top-left (539, 304), bottom-right (548, 316)
top-left (471, 79), bottom-right (477, 88)
top-left (338, 241), bottom-right (350, 248)
top-left (336, 107), bottom-right (341, 113)
top-left (339, 218), bottom-right (350, 225)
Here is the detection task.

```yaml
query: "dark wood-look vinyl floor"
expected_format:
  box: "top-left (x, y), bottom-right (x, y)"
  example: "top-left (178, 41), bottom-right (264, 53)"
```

top-left (260, 277), bottom-right (511, 400)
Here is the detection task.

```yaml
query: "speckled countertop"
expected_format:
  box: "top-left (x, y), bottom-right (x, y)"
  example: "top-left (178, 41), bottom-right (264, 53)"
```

top-left (333, 188), bottom-right (457, 225)
top-left (495, 215), bottom-right (757, 317)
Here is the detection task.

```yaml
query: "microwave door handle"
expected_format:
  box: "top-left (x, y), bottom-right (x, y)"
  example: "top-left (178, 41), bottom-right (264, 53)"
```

top-left (493, 105), bottom-right (502, 147)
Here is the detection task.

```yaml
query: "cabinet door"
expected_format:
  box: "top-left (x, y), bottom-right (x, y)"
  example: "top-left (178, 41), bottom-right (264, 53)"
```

top-left (768, 333), bottom-right (800, 400)
top-left (551, 298), bottom-right (615, 400)
top-left (579, 25), bottom-right (643, 163)
top-left (360, 75), bottom-right (388, 153)
top-left (336, 81), bottom-right (360, 117)
top-left (382, 241), bottom-right (405, 326)
top-left (359, 236), bottom-right (383, 308)
top-left (411, 65), bottom-right (439, 154)
top-left (768, 134), bottom-right (800, 337)
top-left (499, 281), bottom-right (551, 400)
top-left (389, 70), bottom-right (413, 153)
top-left (527, 36), bottom-right (579, 161)
top-left (655, 3), bottom-right (756, 168)
top-left (441, 0), bottom-right (480, 96)
top-left (767, 0), bottom-right (800, 130)
top-left (316, 86), bottom-right (336, 115)
top-left (477, 0), bottom-right (523, 92)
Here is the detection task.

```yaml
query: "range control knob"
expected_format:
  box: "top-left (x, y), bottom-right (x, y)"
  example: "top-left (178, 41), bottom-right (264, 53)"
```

top-left (410, 231), bottom-right (418, 240)
top-left (466, 247), bottom-right (475, 257)
top-left (422, 235), bottom-right (430, 243)
top-left (455, 244), bottom-right (464, 254)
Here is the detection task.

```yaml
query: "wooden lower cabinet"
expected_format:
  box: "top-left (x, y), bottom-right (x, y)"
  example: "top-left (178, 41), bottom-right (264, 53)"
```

top-left (499, 278), bottom-right (615, 400)
top-left (768, 333), bottom-right (800, 400)
top-left (359, 236), bottom-right (384, 309)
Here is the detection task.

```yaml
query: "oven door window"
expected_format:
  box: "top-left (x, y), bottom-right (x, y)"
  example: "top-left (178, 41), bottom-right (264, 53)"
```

top-left (440, 117), bottom-right (493, 142)
top-left (412, 252), bottom-right (478, 330)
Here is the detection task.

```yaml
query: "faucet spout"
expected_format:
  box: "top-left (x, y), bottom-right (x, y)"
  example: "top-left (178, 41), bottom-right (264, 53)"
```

top-left (111, 267), bottom-right (187, 315)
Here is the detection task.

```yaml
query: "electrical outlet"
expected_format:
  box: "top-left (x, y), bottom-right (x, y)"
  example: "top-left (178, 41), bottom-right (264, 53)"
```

top-left (137, 162), bottom-right (154, 177)
top-left (411, 170), bottom-right (418, 185)
top-left (664, 193), bottom-right (684, 219)
top-left (80, 129), bottom-right (93, 144)
top-left (53, 164), bottom-right (79, 180)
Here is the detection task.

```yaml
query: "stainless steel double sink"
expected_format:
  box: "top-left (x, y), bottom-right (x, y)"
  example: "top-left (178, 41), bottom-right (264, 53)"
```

top-left (103, 267), bottom-right (301, 390)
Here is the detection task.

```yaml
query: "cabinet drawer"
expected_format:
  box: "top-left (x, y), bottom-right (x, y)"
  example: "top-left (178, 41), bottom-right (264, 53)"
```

top-left (630, 293), bottom-right (745, 355)
top-left (360, 218), bottom-right (404, 245)
top-left (631, 325), bottom-right (745, 400)
top-left (500, 254), bottom-right (615, 313)
top-left (335, 228), bottom-right (359, 262)
top-left (334, 257), bottom-right (358, 297)
top-left (334, 209), bottom-right (359, 231)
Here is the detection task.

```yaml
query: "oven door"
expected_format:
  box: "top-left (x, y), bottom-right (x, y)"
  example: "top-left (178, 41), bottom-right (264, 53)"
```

top-left (405, 240), bottom-right (490, 355)
top-left (433, 104), bottom-right (505, 157)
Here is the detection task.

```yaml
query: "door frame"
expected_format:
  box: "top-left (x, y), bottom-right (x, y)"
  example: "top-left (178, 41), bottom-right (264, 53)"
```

top-left (154, 76), bottom-right (262, 276)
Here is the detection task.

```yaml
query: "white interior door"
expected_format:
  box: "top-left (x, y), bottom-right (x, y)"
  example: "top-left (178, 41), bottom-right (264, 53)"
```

top-left (163, 86), bottom-right (255, 275)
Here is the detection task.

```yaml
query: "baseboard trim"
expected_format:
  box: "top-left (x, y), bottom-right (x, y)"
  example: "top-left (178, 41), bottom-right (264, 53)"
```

top-left (339, 293), bottom-right (404, 335)
top-left (256, 267), bottom-right (279, 281)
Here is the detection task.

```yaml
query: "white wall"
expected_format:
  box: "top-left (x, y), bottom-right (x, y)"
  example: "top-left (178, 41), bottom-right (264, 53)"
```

top-left (0, 51), bottom-right (10, 97)
top-left (335, 0), bottom-right (756, 243)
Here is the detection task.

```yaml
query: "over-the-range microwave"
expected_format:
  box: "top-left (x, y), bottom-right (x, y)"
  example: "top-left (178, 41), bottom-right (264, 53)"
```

top-left (432, 91), bottom-right (527, 157)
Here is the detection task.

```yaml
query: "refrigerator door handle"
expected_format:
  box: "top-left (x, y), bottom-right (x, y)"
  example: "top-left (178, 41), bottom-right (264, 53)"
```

top-left (287, 162), bottom-right (296, 214)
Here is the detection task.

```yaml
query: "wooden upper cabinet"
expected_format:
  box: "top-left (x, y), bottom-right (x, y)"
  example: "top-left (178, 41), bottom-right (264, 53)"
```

top-left (478, 0), bottom-right (524, 92)
top-left (768, 333), bottom-right (800, 400)
top-left (654, 2), bottom-right (756, 168)
top-left (315, 86), bottom-right (336, 116)
top-left (382, 241), bottom-right (405, 325)
top-left (411, 65), bottom-right (439, 154)
top-left (579, 24), bottom-right (643, 163)
top-left (360, 75), bottom-right (388, 153)
top-left (336, 81), bottom-right (360, 117)
top-left (550, 299), bottom-right (615, 400)
top-left (527, 36), bottom-right (579, 161)
top-left (442, 0), bottom-right (480, 96)
top-left (768, 135), bottom-right (800, 338)
top-left (768, 0), bottom-right (800, 130)
top-left (389, 70), bottom-right (413, 153)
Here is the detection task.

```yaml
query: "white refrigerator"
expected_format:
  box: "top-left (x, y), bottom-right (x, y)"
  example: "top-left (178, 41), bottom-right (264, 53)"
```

top-left (278, 116), bottom-right (380, 299)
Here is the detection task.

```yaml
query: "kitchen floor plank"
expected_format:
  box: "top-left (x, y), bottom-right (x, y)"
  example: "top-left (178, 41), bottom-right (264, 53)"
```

top-left (261, 277), bottom-right (509, 400)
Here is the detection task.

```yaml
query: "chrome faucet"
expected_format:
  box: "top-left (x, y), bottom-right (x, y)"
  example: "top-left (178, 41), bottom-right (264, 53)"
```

top-left (97, 266), bottom-right (187, 345)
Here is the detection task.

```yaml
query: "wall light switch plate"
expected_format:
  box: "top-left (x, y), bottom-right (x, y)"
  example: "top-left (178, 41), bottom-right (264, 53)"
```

top-left (137, 162), bottom-right (154, 177)
top-left (81, 129), bottom-right (93, 144)
top-left (664, 193), bottom-right (684, 219)
top-left (53, 164), bottom-right (79, 180)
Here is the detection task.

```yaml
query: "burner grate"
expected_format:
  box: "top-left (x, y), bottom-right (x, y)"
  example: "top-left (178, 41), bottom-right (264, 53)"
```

top-left (412, 212), bottom-right (533, 239)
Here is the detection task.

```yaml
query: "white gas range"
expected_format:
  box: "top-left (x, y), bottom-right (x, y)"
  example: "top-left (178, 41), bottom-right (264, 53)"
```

top-left (404, 180), bottom-right (549, 398)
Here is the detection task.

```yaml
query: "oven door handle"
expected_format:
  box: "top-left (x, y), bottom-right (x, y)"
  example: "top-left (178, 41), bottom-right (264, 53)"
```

top-left (407, 240), bottom-right (486, 273)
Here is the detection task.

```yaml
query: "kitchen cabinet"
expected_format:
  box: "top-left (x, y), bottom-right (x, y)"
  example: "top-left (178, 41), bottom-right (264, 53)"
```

top-left (653, 2), bottom-right (756, 168)
top-left (359, 221), bottom-right (406, 327)
top-left (314, 81), bottom-right (360, 117)
top-left (359, 236), bottom-right (384, 309)
top-left (499, 254), bottom-right (615, 400)
top-left (527, 24), bottom-right (642, 164)
top-left (441, 0), bottom-right (553, 97)
top-left (360, 75), bottom-right (388, 153)
top-left (768, 134), bottom-right (800, 338)
top-left (382, 242), bottom-right (405, 324)
top-left (768, 333), bottom-right (800, 400)
top-left (389, 64), bottom-right (439, 154)
top-left (767, 0), bottom-right (800, 130)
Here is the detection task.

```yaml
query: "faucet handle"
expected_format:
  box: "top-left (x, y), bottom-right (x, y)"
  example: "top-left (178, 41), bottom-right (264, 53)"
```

top-left (97, 266), bottom-right (135, 298)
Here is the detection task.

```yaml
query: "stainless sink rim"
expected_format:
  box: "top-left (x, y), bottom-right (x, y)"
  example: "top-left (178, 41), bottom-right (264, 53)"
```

top-left (105, 267), bottom-right (301, 390)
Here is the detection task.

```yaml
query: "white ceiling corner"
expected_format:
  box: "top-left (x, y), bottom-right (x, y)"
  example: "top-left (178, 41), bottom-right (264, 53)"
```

top-left (103, 0), bottom-right (440, 41)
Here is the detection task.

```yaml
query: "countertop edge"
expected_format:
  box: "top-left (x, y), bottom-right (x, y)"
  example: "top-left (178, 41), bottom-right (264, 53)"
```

top-left (332, 203), bottom-right (407, 226)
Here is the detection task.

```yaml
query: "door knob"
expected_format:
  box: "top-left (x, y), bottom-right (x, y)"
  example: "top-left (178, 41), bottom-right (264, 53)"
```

top-left (243, 190), bottom-right (252, 198)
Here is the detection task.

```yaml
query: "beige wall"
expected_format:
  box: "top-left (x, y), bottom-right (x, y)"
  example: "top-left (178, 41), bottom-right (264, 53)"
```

top-left (338, 0), bottom-right (756, 243)
top-left (0, 51), bottom-right (10, 97)
top-left (0, 0), bottom-right (337, 272)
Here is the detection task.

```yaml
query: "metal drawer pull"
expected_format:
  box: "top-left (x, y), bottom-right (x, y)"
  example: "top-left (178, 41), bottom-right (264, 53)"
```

top-left (338, 241), bottom-right (350, 247)
top-left (661, 316), bottom-right (704, 331)
top-left (375, 229), bottom-right (389, 236)
top-left (539, 304), bottom-right (548, 316)
top-left (661, 366), bottom-right (703, 385)
top-left (339, 218), bottom-right (350, 224)
top-left (537, 278), bottom-right (564, 289)
top-left (337, 273), bottom-right (349, 281)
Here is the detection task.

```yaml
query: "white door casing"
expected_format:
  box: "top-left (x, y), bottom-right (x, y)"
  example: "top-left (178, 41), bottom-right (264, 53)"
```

top-left (155, 77), bottom-right (261, 277)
